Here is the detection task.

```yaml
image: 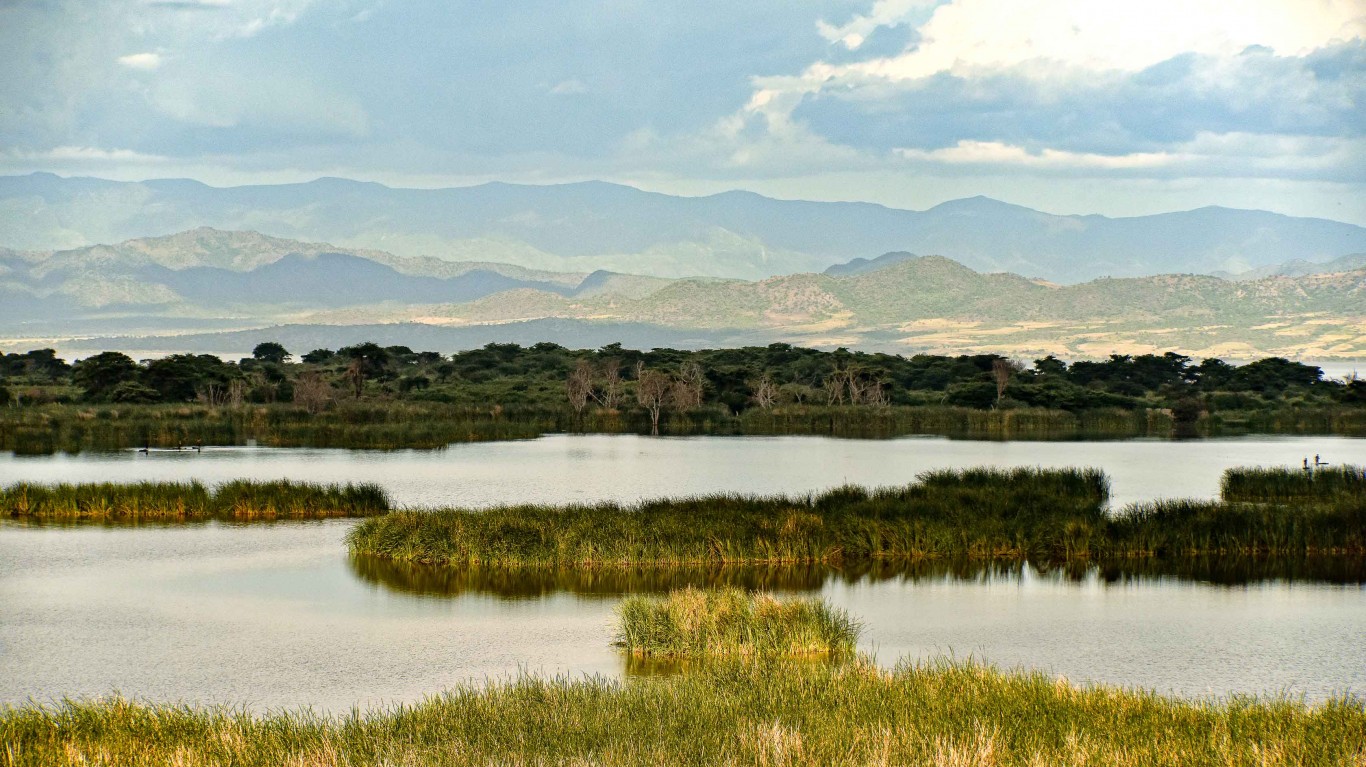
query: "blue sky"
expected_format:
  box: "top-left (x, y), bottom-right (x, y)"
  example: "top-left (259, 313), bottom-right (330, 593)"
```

top-left (1, 0), bottom-right (1363, 223)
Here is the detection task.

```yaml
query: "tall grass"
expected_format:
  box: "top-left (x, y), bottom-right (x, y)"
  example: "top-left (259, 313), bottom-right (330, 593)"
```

top-left (2, 657), bottom-right (1361, 766)
top-left (615, 587), bottom-right (859, 658)
top-left (349, 465), bottom-right (1366, 567)
top-left (1, 480), bottom-right (391, 522)
top-left (1222, 465), bottom-right (1366, 503)
top-left (347, 468), bottom-right (1114, 567)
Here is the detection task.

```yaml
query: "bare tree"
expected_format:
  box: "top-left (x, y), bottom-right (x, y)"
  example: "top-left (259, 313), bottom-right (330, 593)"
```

top-left (672, 361), bottom-right (705, 409)
top-left (566, 359), bottom-right (594, 419)
top-left (751, 375), bottom-right (778, 409)
top-left (991, 358), bottom-right (1022, 403)
top-left (293, 370), bottom-right (333, 414)
top-left (844, 369), bottom-right (873, 405)
top-left (593, 358), bottom-right (624, 410)
top-left (228, 379), bottom-right (247, 408)
top-left (196, 383), bottom-right (229, 408)
top-left (345, 359), bottom-right (365, 399)
top-left (822, 373), bottom-right (846, 406)
top-left (635, 362), bottom-right (671, 436)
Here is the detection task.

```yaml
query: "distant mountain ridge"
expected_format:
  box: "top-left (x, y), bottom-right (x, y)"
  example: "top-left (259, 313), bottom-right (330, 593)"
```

top-left (7, 229), bottom-right (1362, 361)
top-left (3, 173), bottom-right (1364, 283)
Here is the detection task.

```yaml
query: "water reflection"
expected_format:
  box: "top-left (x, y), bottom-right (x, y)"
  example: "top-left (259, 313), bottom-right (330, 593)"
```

top-left (349, 555), bottom-right (1366, 599)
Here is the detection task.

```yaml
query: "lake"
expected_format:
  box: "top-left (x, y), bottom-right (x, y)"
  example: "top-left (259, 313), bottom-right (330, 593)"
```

top-left (2, 434), bottom-right (1364, 711)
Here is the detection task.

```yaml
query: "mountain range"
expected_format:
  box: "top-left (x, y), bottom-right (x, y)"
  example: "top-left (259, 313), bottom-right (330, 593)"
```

top-left (4, 228), bottom-right (1362, 361)
top-left (3, 173), bottom-right (1365, 283)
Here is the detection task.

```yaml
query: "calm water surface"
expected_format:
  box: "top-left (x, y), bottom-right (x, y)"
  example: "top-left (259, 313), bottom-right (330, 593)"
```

top-left (2, 434), bottom-right (1364, 711)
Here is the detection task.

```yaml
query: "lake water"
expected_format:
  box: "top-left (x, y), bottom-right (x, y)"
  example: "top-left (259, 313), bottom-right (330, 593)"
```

top-left (2, 434), bottom-right (1364, 711)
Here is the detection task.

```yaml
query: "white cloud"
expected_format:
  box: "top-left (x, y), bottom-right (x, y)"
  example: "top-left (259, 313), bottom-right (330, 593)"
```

top-left (117, 52), bottom-right (163, 70)
top-left (817, 0), bottom-right (937, 50)
top-left (827, 0), bottom-right (1365, 82)
top-left (896, 141), bottom-right (1176, 169)
top-left (1, 146), bottom-right (170, 164)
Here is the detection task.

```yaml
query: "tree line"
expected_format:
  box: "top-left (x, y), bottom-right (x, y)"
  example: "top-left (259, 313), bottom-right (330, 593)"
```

top-left (2, 343), bottom-right (1361, 425)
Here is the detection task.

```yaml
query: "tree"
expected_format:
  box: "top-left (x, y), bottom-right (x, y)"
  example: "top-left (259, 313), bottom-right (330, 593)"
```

top-left (143, 354), bottom-right (236, 402)
top-left (635, 362), bottom-right (670, 436)
top-left (566, 360), bottom-right (594, 419)
top-left (750, 375), bottom-right (778, 409)
top-left (72, 351), bottom-right (142, 402)
top-left (252, 342), bottom-right (290, 364)
top-left (338, 342), bottom-right (391, 398)
top-left (991, 358), bottom-right (1022, 403)
top-left (672, 361), bottom-right (704, 409)
top-left (293, 370), bottom-right (333, 413)
top-left (302, 348), bottom-right (335, 364)
top-left (593, 358), bottom-right (624, 409)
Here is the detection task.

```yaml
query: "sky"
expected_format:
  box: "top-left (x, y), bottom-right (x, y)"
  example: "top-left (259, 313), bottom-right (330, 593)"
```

top-left (1, 0), bottom-right (1363, 223)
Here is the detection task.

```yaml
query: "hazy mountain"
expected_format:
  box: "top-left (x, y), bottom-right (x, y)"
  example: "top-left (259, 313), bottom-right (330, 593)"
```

top-left (1216, 253), bottom-right (1366, 281)
top-left (0, 229), bottom-right (657, 324)
top-left (3, 173), bottom-right (1364, 283)
top-left (823, 251), bottom-right (920, 277)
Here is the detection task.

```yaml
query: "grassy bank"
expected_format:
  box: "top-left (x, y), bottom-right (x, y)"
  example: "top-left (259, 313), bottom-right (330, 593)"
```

top-left (347, 468), bottom-right (1114, 566)
top-left (3, 658), bottom-right (1362, 767)
top-left (615, 587), bottom-right (859, 658)
top-left (1, 480), bottom-right (391, 522)
top-left (5, 401), bottom-right (1364, 455)
top-left (347, 466), bottom-right (1366, 567)
top-left (1222, 465), bottom-right (1366, 503)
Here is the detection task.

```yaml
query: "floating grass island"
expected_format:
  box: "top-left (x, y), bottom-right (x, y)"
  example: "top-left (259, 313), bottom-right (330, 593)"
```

top-left (346, 467), bottom-right (1366, 567)
top-left (615, 587), bottom-right (859, 658)
top-left (1, 480), bottom-right (391, 522)
top-left (2, 658), bottom-right (1362, 766)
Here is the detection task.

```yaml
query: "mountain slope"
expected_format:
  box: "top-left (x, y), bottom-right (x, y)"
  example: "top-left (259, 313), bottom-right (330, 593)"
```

top-left (3, 174), bottom-right (1364, 282)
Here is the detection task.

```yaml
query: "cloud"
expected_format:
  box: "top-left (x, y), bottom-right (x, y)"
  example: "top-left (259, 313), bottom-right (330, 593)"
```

top-left (817, 0), bottom-right (937, 50)
top-left (117, 52), bottom-right (163, 70)
top-left (548, 79), bottom-right (586, 96)
top-left (896, 141), bottom-right (1175, 169)
top-left (0, 146), bottom-right (170, 165)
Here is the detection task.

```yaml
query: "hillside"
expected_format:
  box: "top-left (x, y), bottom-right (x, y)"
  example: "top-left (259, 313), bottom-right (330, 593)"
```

top-left (10, 230), bottom-right (1361, 361)
top-left (4, 174), bottom-right (1365, 283)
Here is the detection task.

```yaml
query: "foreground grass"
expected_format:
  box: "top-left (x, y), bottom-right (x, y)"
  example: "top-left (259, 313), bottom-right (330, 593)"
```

top-left (1, 480), bottom-right (391, 522)
top-left (2, 658), bottom-right (1362, 767)
top-left (616, 587), bottom-right (859, 657)
top-left (348, 466), bottom-right (1366, 567)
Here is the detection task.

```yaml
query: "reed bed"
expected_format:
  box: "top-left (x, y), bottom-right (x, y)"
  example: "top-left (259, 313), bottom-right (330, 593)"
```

top-left (1222, 465), bottom-right (1366, 503)
top-left (615, 587), bottom-right (859, 658)
top-left (2, 657), bottom-right (1361, 767)
top-left (349, 466), bottom-right (1366, 567)
top-left (1, 480), bottom-right (391, 522)
top-left (347, 468), bottom-right (1114, 567)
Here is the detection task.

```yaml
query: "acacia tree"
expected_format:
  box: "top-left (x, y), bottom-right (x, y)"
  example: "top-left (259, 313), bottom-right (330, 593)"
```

top-left (635, 362), bottom-right (671, 436)
top-left (672, 361), bottom-right (705, 409)
top-left (71, 351), bottom-right (142, 402)
top-left (293, 370), bottom-right (333, 414)
top-left (252, 342), bottom-right (290, 364)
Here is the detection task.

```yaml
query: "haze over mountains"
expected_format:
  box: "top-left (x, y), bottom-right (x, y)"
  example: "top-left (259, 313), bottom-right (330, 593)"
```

top-left (3, 228), bottom-right (1363, 361)
top-left (4, 173), bottom-right (1365, 284)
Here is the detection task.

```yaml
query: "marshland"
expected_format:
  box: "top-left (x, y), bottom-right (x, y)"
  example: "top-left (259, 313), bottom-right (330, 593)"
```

top-left (2, 431), bottom-right (1364, 761)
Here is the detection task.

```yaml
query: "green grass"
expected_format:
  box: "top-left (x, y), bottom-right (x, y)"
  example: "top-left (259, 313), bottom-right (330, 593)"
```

top-left (348, 466), bottom-right (1366, 567)
top-left (1, 480), bottom-right (391, 522)
top-left (615, 587), bottom-right (860, 658)
top-left (346, 468), bottom-right (1114, 567)
top-left (1222, 465), bottom-right (1366, 503)
top-left (2, 657), bottom-right (1361, 766)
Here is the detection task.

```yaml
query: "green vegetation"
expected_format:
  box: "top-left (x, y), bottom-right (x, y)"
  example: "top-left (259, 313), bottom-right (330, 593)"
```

top-left (3, 343), bottom-right (1363, 452)
top-left (1222, 465), bottom-right (1366, 503)
top-left (348, 467), bottom-right (1366, 568)
top-left (615, 587), bottom-right (859, 658)
top-left (3, 657), bottom-right (1361, 766)
top-left (1, 480), bottom-right (390, 522)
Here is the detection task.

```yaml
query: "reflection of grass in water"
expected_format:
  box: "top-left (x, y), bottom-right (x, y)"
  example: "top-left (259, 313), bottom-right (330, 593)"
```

top-left (347, 554), bottom-right (1366, 599)
top-left (1, 480), bottom-right (390, 522)
top-left (615, 587), bottom-right (861, 658)
top-left (4, 657), bottom-right (1362, 766)
top-left (8, 401), bottom-right (1362, 455)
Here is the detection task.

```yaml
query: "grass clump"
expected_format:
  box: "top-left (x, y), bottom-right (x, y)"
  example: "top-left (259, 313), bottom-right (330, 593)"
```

top-left (1, 480), bottom-right (391, 522)
top-left (347, 467), bottom-right (1112, 567)
top-left (615, 587), bottom-right (859, 658)
top-left (1222, 465), bottom-right (1366, 503)
top-left (2, 658), bottom-right (1362, 767)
